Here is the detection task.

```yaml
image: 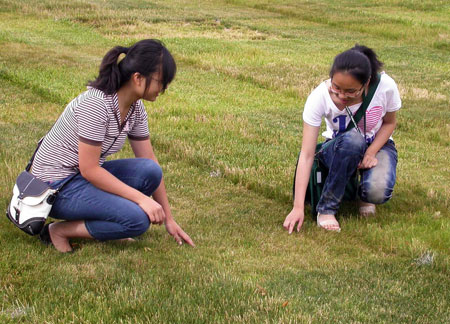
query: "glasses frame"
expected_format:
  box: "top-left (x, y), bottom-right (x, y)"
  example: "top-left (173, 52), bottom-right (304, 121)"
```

top-left (150, 76), bottom-right (163, 83)
top-left (329, 81), bottom-right (366, 98)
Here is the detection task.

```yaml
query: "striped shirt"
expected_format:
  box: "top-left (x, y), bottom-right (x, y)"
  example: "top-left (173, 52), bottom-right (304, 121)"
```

top-left (32, 88), bottom-right (149, 182)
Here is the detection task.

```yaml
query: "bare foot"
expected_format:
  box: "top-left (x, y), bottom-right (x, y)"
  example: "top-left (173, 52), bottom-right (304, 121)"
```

top-left (48, 223), bottom-right (73, 253)
top-left (317, 213), bottom-right (341, 232)
top-left (359, 201), bottom-right (376, 217)
top-left (118, 238), bottom-right (136, 243)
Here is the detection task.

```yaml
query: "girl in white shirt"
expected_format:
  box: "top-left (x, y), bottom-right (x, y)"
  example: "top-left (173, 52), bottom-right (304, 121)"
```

top-left (283, 45), bottom-right (401, 232)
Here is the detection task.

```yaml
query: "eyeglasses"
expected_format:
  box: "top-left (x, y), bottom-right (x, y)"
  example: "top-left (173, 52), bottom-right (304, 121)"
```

top-left (151, 77), bottom-right (163, 84)
top-left (329, 82), bottom-right (365, 98)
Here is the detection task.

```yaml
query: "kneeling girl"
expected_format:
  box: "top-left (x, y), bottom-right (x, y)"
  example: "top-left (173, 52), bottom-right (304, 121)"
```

top-left (32, 39), bottom-right (194, 252)
top-left (284, 45), bottom-right (401, 233)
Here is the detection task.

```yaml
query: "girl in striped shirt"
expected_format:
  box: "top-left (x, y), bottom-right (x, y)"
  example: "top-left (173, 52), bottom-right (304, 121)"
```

top-left (34, 39), bottom-right (194, 252)
top-left (283, 45), bottom-right (401, 233)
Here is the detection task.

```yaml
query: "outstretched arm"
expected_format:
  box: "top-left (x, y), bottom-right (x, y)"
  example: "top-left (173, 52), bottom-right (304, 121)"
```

top-left (283, 123), bottom-right (320, 233)
top-left (130, 138), bottom-right (195, 246)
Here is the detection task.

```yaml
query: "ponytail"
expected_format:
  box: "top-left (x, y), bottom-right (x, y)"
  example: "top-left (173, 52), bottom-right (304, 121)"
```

top-left (88, 46), bottom-right (129, 94)
top-left (330, 44), bottom-right (383, 86)
top-left (351, 45), bottom-right (383, 86)
top-left (88, 39), bottom-right (176, 95)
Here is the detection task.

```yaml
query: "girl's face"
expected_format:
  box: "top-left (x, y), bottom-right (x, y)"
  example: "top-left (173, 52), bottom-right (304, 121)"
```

top-left (329, 71), bottom-right (366, 106)
top-left (142, 70), bottom-right (164, 102)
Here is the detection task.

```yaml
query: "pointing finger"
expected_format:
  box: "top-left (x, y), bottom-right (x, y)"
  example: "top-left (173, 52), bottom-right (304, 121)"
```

top-left (288, 222), bottom-right (295, 234)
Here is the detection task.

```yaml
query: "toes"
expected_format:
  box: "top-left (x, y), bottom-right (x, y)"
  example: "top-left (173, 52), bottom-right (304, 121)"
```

top-left (118, 238), bottom-right (136, 243)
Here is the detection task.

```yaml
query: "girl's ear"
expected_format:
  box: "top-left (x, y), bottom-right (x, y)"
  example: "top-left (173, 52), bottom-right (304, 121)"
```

top-left (131, 72), bottom-right (143, 86)
top-left (364, 77), bottom-right (371, 95)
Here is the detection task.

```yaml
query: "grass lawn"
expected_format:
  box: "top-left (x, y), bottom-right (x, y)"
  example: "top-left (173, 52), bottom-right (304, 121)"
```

top-left (0, 0), bottom-right (449, 323)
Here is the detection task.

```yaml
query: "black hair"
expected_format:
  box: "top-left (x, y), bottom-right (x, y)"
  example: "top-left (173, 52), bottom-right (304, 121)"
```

top-left (329, 44), bottom-right (383, 86)
top-left (88, 39), bottom-right (176, 95)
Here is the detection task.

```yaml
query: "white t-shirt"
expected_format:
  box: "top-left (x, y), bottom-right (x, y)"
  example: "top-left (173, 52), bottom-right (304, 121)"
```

top-left (302, 72), bottom-right (401, 143)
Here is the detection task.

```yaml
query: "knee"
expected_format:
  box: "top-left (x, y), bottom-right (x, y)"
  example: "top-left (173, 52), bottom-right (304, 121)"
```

top-left (336, 130), bottom-right (366, 155)
top-left (360, 171), bottom-right (395, 205)
top-left (126, 212), bottom-right (151, 237)
top-left (138, 158), bottom-right (163, 187)
top-left (360, 150), bottom-right (396, 204)
top-left (142, 158), bottom-right (163, 181)
top-left (360, 181), bottom-right (393, 204)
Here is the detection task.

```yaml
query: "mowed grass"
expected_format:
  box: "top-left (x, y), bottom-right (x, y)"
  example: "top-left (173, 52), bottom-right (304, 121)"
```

top-left (0, 0), bottom-right (449, 323)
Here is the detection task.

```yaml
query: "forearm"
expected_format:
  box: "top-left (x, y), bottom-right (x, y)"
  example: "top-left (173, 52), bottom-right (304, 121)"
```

top-left (293, 153), bottom-right (315, 210)
top-left (366, 121), bottom-right (396, 156)
top-left (139, 156), bottom-right (174, 222)
top-left (152, 179), bottom-right (174, 222)
top-left (81, 166), bottom-right (147, 204)
top-left (293, 123), bottom-right (320, 210)
top-left (283, 123), bottom-right (320, 232)
top-left (130, 139), bottom-right (174, 221)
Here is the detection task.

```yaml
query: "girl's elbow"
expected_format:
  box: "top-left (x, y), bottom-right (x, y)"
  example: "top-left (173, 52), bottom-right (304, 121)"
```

top-left (79, 165), bottom-right (97, 181)
top-left (79, 168), bottom-right (90, 180)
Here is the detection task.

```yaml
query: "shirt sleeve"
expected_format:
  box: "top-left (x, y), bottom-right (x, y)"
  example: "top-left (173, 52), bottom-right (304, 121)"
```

top-left (74, 95), bottom-right (108, 145)
top-left (383, 75), bottom-right (402, 112)
top-left (302, 84), bottom-right (326, 127)
top-left (128, 100), bottom-right (150, 141)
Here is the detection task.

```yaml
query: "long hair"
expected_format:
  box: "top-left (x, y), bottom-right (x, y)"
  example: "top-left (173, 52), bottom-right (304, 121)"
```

top-left (330, 44), bottom-right (383, 86)
top-left (88, 39), bottom-right (176, 94)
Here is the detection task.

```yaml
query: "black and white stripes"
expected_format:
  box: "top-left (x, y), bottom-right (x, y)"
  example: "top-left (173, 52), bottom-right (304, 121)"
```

top-left (32, 88), bottom-right (149, 182)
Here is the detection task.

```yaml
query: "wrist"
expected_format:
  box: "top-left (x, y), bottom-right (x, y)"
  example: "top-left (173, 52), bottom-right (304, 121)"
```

top-left (163, 208), bottom-right (174, 221)
top-left (365, 148), bottom-right (377, 157)
top-left (135, 193), bottom-right (150, 205)
top-left (164, 216), bottom-right (175, 225)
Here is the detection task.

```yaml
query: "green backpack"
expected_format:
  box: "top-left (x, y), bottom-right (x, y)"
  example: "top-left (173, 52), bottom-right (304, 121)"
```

top-left (293, 75), bottom-right (381, 219)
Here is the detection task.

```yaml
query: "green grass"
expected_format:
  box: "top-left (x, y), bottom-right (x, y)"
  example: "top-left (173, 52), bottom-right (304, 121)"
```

top-left (0, 0), bottom-right (449, 323)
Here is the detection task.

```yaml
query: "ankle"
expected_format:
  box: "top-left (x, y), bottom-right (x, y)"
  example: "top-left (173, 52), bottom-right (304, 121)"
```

top-left (359, 201), bottom-right (376, 217)
top-left (317, 213), bottom-right (337, 219)
top-left (48, 223), bottom-right (73, 253)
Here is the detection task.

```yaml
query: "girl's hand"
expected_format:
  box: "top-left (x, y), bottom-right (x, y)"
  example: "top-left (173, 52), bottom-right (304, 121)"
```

top-left (137, 197), bottom-right (166, 225)
top-left (358, 152), bottom-right (378, 169)
top-left (283, 208), bottom-right (305, 234)
top-left (165, 219), bottom-right (195, 246)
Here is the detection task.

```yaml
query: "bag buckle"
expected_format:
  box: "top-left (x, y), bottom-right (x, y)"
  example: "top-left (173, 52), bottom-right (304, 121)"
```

top-left (46, 193), bottom-right (57, 205)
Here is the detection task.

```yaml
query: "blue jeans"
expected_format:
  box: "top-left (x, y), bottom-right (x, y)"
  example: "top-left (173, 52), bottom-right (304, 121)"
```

top-left (48, 158), bottom-right (162, 240)
top-left (317, 130), bottom-right (397, 216)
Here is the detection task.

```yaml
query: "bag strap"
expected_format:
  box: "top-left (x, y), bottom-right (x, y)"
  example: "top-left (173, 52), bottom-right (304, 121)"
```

top-left (344, 73), bottom-right (381, 132)
top-left (25, 138), bottom-right (44, 172)
top-left (24, 137), bottom-right (77, 192)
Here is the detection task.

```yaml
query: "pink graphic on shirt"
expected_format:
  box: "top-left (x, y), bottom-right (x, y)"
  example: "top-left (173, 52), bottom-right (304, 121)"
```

top-left (358, 106), bottom-right (383, 132)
